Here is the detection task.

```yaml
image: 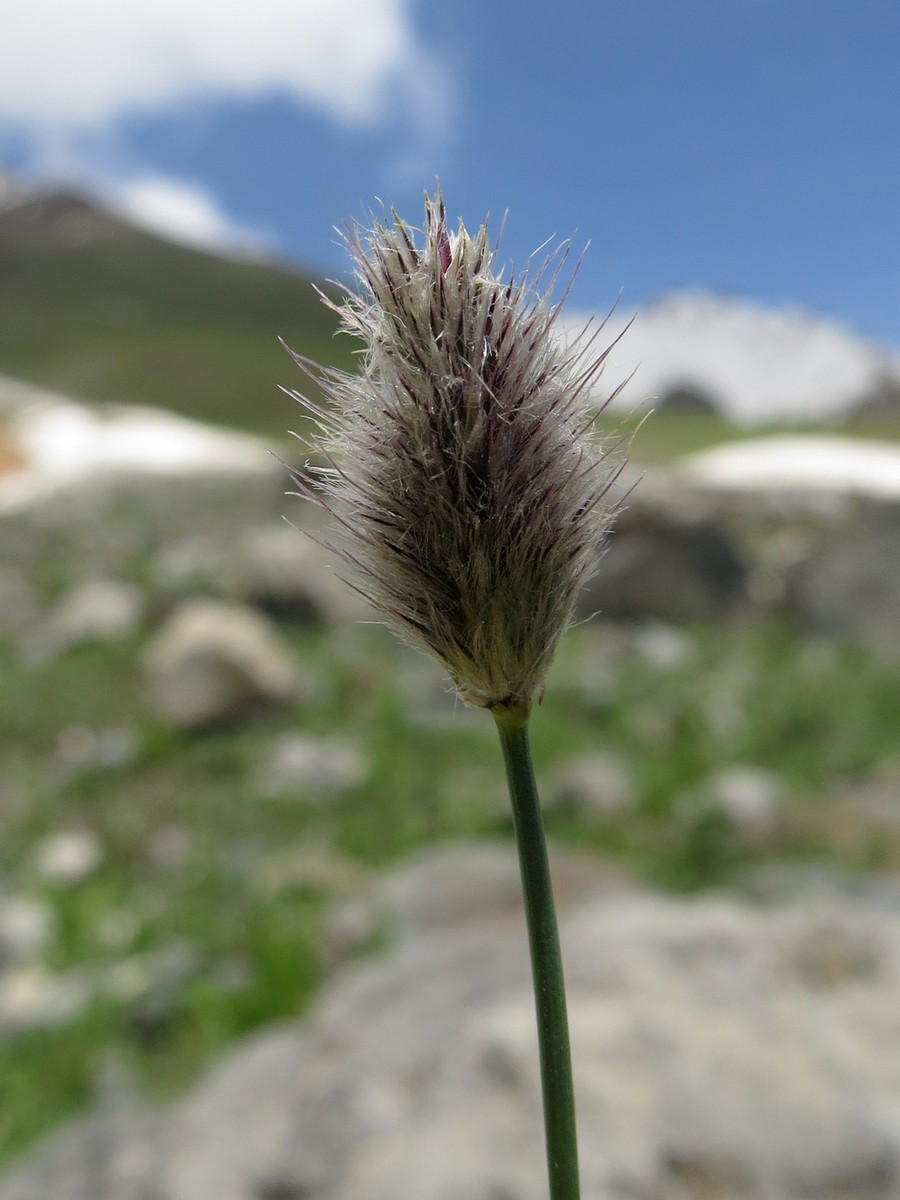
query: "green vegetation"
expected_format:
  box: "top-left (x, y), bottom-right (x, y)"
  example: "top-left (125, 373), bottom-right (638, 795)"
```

top-left (0, 192), bottom-right (356, 437)
top-left (2, 189), bottom-right (898, 1172)
top-left (603, 408), bottom-right (900, 465)
top-left (5, 192), bottom-right (898, 459)
top-left (0, 618), bottom-right (897, 1164)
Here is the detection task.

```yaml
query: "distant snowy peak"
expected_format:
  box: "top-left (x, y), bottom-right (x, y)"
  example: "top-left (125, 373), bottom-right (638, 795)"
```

top-left (573, 289), bottom-right (900, 425)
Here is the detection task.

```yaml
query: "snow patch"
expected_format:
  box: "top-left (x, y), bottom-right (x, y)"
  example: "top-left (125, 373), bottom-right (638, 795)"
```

top-left (0, 398), bottom-right (275, 512)
top-left (681, 435), bottom-right (900, 499)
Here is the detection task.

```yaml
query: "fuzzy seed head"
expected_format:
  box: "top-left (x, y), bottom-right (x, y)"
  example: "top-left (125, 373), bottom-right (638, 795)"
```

top-left (286, 192), bottom-right (625, 719)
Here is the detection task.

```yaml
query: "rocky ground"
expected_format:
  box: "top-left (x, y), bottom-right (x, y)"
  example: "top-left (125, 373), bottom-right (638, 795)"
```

top-left (2, 378), bottom-right (900, 660)
top-left (3, 844), bottom-right (900, 1199)
top-left (1, 382), bottom-right (899, 1197)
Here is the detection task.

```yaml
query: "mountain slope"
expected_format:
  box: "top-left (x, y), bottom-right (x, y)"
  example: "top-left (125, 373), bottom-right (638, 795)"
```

top-left (0, 188), bottom-right (354, 437)
top-left (4, 185), bottom-right (900, 440)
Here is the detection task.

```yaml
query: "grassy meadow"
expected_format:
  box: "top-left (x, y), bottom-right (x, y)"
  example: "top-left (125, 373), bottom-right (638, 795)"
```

top-left (1, 614), bottom-right (898, 1164)
top-left (1, 189), bottom-right (898, 1168)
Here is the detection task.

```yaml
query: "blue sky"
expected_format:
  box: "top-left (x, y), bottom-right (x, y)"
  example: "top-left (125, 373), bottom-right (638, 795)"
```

top-left (3, 0), bottom-right (899, 343)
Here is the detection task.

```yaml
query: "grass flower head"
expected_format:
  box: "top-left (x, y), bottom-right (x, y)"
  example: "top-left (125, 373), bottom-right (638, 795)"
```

top-left (286, 191), bottom-right (625, 721)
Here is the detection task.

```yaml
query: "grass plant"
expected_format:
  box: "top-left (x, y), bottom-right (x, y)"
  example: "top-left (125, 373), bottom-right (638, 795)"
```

top-left (3, 189), bottom-right (899, 1186)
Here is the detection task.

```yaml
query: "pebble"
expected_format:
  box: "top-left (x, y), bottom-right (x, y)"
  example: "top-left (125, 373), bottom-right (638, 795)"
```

top-left (632, 620), bottom-right (696, 669)
top-left (32, 829), bottom-right (103, 886)
top-left (24, 578), bottom-right (144, 662)
top-left (707, 764), bottom-right (784, 836)
top-left (545, 750), bottom-right (638, 818)
top-left (55, 724), bottom-right (138, 771)
top-left (100, 942), bottom-right (199, 1005)
top-left (253, 844), bottom-right (363, 897)
top-left (0, 895), bottom-right (56, 963)
top-left (0, 965), bottom-right (90, 1033)
top-left (257, 733), bottom-right (368, 800)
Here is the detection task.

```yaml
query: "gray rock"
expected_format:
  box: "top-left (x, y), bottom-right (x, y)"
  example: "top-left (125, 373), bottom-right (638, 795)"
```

top-left (32, 830), bottom-right (103, 886)
top-left (393, 653), bottom-right (471, 731)
top-left (53, 579), bottom-right (143, 643)
top-left (146, 826), bottom-right (193, 872)
top-left (372, 842), bottom-right (621, 942)
top-left (550, 624), bottom-right (632, 713)
top-left (237, 524), bottom-right (366, 624)
top-left (145, 600), bottom-right (299, 728)
top-left (253, 844), bottom-right (364, 898)
top-left (55, 725), bottom-right (138, 773)
top-left (572, 459), bottom-right (900, 642)
top-left (545, 751), bottom-right (638, 818)
top-left (631, 620), bottom-right (696, 670)
top-left (0, 1106), bottom-right (164, 1200)
top-left (100, 942), bottom-right (200, 1006)
top-left (24, 579), bottom-right (144, 662)
top-left (0, 966), bottom-right (91, 1033)
top-left (0, 895), bottom-right (56, 965)
top-left (150, 535), bottom-right (241, 601)
top-left (579, 487), bottom-right (748, 624)
top-left (256, 733), bottom-right (368, 800)
top-left (321, 897), bottom-right (381, 966)
top-left (787, 500), bottom-right (900, 659)
top-left (5, 849), bottom-right (900, 1199)
top-left (705, 764), bottom-right (785, 838)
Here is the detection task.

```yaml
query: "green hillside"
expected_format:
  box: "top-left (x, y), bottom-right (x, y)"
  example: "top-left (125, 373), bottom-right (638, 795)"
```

top-left (5, 188), bottom-right (895, 462)
top-left (0, 190), bottom-right (356, 438)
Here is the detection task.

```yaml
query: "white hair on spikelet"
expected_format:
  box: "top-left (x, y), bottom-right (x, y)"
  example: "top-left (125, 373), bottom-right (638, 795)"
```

top-left (284, 191), bottom-right (627, 718)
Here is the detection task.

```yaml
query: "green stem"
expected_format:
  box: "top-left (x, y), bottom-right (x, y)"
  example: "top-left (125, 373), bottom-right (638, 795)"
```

top-left (494, 712), bottom-right (580, 1200)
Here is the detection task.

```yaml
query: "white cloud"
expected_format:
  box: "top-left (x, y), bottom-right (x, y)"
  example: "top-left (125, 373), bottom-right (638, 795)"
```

top-left (1, 0), bottom-right (441, 131)
top-left (110, 174), bottom-right (274, 256)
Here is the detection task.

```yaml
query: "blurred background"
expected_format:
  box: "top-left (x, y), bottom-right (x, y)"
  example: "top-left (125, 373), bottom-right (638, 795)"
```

top-left (1, 2), bottom-right (899, 1196)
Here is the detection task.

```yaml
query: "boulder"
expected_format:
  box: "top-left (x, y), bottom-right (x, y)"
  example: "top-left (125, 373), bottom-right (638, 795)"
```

top-left (24, 578), bottom-right (144, 662)
top-left (578, 493), bottom-right (748, 624)
top-left (145, 600), bottom-right (299, 728)
top-left (4, 847), bottom-right (900, 1199)
top-left (787, 501), bottom-right (900, 659)
top-left (679, 436), bottom-right (900, 647)
top-left (236, 524), bottom-right (366, 625)
top-left (54, 725), bottom-right (139, 774)
top-left (631, 620), bottom-right (697, 669)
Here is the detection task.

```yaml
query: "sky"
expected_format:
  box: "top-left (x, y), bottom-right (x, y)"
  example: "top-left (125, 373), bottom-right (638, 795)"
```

top-left (2, 0), bottom-right (899, 345)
